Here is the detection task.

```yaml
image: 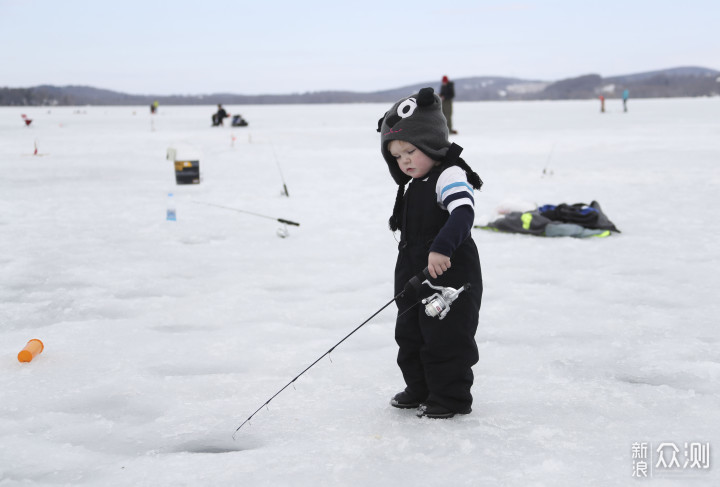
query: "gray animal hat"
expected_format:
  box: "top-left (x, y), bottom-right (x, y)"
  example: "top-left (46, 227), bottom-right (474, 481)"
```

top-left (377, 87), bottom-right (483, 232)
top-left (377, 87), bottom-right (458, 185)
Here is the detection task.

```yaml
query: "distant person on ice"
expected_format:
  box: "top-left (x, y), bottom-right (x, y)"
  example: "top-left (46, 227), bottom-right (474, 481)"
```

top-left (377, 87), bottom-right (483, 419)
top-left (622, 89), bottom-right (629, 112)
top-left (212, 104), bottom-right (229, 126)
top-left (439, 75), bottom-right (457, 134)
top-left (599, 95), bottom-right (605, 113)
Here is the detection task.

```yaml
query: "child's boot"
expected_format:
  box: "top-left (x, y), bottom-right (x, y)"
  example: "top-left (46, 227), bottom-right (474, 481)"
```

top-left (416, 402), bottom-right (472, 419)
top-left (390, 391), bottom-right (423, 409)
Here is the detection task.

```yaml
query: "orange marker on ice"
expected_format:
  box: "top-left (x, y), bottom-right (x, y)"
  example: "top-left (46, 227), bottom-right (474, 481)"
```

top-left (18, 339), bottom-right (44, 363)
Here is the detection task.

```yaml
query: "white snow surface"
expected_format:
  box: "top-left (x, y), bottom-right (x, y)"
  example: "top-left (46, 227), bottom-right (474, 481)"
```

top-left (1, 99), bottom-right (719, 486)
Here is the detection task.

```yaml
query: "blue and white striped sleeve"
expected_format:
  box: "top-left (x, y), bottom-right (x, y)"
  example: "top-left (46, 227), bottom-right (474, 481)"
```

top-left (436, 166), bottom-right (475, 213)
top-left (429, 166), bottom-right (476, 257)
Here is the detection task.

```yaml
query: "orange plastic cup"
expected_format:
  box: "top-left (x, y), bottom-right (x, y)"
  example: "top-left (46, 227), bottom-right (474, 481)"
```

top-left (18, 339), bottom-right (44, 363)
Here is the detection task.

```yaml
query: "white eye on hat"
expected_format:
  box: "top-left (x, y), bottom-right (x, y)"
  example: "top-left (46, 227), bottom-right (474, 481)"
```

top-left (396, 98), bottom-right (417, 118)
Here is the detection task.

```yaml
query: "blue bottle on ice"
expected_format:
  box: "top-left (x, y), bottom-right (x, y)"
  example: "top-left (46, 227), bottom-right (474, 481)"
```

top-left (166, 192), bottom-right (177, 221)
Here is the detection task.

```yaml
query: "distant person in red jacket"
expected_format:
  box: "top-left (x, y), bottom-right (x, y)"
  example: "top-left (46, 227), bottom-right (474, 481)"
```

top-left (599, 95), bottom-right (605, 113)
top-left (439, 75), bottom-right (457, 134)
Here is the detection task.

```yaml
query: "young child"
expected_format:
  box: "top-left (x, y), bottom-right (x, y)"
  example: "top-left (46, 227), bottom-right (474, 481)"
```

top-left (377, 87), bottom-right (483, 419)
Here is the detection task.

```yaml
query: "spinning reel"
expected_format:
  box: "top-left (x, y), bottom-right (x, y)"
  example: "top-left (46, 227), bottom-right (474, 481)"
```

top-left (404, 268), bottom-right (471, 320)
top-left (421, 281), bottom-right (471, 320)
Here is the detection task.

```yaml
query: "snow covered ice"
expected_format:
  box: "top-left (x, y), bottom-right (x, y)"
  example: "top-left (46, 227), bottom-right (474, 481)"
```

top-left (1, 98), bottom-right (719, 486)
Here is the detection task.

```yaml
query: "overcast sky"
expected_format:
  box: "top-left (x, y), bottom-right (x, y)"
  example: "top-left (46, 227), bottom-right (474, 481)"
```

top-left (1, 0), bottom-right (717, 95)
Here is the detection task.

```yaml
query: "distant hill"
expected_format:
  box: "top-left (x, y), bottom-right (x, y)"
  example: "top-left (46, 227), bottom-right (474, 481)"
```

top-left (1, 66), bottom-right (718, 106)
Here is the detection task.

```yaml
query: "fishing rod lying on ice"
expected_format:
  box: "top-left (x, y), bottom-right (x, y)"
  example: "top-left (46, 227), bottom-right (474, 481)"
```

top-left (232, 267), bottom-right (471, 438)
top-left (191, 200), bottom-right (300, 238)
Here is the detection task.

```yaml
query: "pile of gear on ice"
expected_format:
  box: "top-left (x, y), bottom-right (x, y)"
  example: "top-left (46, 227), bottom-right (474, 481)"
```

top-left (478, 200), bottom-right (620, 238)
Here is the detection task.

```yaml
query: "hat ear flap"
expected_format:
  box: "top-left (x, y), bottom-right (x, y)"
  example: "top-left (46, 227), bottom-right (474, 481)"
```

top-left (445, 143), bottom-right (463, 164)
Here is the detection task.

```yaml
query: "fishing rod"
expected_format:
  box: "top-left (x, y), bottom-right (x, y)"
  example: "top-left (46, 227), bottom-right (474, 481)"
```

top-left (542, 142), bottom-right (556, 177)
top-left (232, 267), bottom-right (471, 438)
top-left (191, 200), bottom-right (299, 237)
top-left (271, 143), bottom-right (290, 197)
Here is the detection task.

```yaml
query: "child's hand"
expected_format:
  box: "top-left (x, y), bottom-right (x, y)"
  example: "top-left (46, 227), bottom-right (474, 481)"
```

top-left (428, 252), bottom-right (451, 279)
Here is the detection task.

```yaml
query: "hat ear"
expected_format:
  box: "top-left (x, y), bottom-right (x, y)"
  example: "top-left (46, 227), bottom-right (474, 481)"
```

top-left (417, 87), bottom-right (435, 107)
top-left (377, 115), bottom-right (385, 133)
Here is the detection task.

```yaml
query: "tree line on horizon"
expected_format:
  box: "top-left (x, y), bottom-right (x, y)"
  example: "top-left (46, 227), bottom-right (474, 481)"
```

top-left (1, 67), bottom-right (718, 106)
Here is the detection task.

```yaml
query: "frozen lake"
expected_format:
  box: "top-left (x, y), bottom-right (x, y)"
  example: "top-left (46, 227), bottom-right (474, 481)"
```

top-left (1, 97), bottom-right (719, 486)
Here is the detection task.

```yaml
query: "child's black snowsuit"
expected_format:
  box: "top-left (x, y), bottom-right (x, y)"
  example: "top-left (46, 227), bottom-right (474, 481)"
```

top-left (394, 165), bottom-right (483, 413)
